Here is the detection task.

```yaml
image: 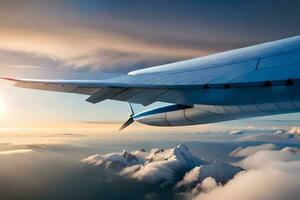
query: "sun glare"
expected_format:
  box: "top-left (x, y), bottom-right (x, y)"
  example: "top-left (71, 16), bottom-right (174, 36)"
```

top-left (0, 99), bottom-right (7, 113)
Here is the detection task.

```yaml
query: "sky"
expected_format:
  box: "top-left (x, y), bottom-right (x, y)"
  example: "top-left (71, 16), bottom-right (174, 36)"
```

top-left (1, 0), bottom-right (300, 127)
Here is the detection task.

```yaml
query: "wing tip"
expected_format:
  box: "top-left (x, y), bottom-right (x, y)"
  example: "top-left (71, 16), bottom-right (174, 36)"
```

top-left (0, 77), bottom-right (19, 82)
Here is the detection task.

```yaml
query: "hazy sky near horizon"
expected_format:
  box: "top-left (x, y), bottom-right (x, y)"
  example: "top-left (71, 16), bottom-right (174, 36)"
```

top-left (1, 0), bottom-right (300, 126)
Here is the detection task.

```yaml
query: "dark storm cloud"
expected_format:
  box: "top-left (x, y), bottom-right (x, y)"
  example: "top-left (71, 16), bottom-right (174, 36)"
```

top-left (1, 0), bottom-right (300, 72)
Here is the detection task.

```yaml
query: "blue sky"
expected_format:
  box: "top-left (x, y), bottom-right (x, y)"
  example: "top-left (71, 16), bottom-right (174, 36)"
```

top-left (1, 0), bottom-right (300, 126)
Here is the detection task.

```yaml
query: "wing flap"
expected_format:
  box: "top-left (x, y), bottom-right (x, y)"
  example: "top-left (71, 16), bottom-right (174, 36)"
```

top-left (86, 88), bottom-right (127, 104)
top-left (127, 89), bottom-right (168, 106)
top-left (112, 88), bottom-right (143, 101)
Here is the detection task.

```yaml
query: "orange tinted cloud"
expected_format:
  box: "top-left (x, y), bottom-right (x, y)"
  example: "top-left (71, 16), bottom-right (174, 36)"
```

top-left (0, 1), bottom-right (230, 70)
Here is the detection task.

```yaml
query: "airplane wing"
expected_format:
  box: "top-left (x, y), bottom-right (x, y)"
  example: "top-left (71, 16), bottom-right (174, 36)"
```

top-left (3, 36), bottom-right (300, 106)
top-left (1, 76), bottom-right (188, 106)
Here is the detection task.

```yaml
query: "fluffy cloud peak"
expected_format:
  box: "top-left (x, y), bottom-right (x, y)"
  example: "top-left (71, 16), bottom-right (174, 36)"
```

top-left (144, 144), bottom-right (204, 168)
top-left (81, 149), bottom-right (145, 171)
top-left (176, 161), bottom-right (242, 189)
top-left (82, 144), bottom-right (242, 187)
top-left (288, 127), bottom-right (300, 137)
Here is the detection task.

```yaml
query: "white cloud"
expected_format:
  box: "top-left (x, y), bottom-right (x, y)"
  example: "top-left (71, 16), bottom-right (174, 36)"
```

top-left (237, 132), bottom-right (296, 142)
top-left (82, 144), bottom-right (205, 185)
top-left (176, 161), bottom-right (242, 190)
top-left (133, 148), bottom-right (241, 186)
top-left (200, 177), bottom-right (218, 192)
top-left (119, 164), bottom-right (141, 176)
top-left (196, 162), bottom-right (243, 184)
top-left (236, 127), bottom-right (300, 143)
top-left (9, 65), bottom-right (42, 69)
top-left (238, 148), bottom-right (300, 170)
top-left (193, 167), bottom-right (300, 200)
top-left (176, 166), bottom-right (201, 188)
top-left (229, 143), bottom-right (278, 158)
top-left (0, 149), bottom-right (33, 155)
top-left (227, 129), bottom-right (243, 135)
top-left (81, 150), bottom-right (144, 171)
top-left (192, 146), bottom-right (300, 200)
top-left (288, 127), bottom-right (300, 137)
top-left (82, 144), bottom-right (300, 200)
top-left (129, 162), bottom-right (176, 185)
top-left (82, 144), bottom-right (241, 187)
top-left (184, 177), bottom-right (219, 199)
top-left (274, 130), bottom-right (285, 134)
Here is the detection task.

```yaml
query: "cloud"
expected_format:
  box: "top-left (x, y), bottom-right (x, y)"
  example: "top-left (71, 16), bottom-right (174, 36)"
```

top-left (191, 146), bottom-right (300, 200)
top-left (9, 65), bottom-right (42, 69)
top-left (81, 149), bottom-right (144, 171)
top-left (127, 162), bottom-right (176, 185)
top-left (0, 1), bottom-right (223, 71)
top-left (82, 144), bottom-right (243, 190)
top-left (0, 149), bottom-right (33, 155)
top-left (235, 127), bottom-right (300, 144)
top-left (237, 131), bottom-right (298, 142)
top-left (2, 0), bottom-right (299, 71)
top-left (193, 167), bottom-right (300, 200)
top-left (200, 177), bottom-right (218, 192)
top-left (82, 143), bottom-right (300, 200)
top-left (229, 143), bottom-right (278, 158)
top-left (176, 161), bottom-right (242, 189)
top-left (227, 129), bottom-right (243, 135)
top-left (82, 145), bottom-right (205, 186)
top-left (281, 147), bottom-right (300, 154)
top-left (176, 166), bottom-right (201, 188)
top-left (182, 177), bottom-right (219, 199)
top-left (195, 162), bottom-right (243, 184)
top-left (237, 148), bottom-right (300, 170)
top-left (288, 127), bottom-right (300, 137)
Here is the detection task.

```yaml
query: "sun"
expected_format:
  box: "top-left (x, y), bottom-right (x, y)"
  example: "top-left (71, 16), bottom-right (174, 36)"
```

top-left (0, 99), bottom-right (7, 113)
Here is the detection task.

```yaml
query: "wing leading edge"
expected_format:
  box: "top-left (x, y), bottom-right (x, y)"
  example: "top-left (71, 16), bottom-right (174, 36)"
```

top-left (2, 68), bottom-right (300, 108)
top-left (1, 77), bottom-right (179, 106)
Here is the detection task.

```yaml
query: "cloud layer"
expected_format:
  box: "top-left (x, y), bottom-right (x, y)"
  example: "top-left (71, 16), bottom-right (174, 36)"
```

top-left (236, 128), bottom-right (300, 143)
top-left (229, 143), bottom-right (278, 158)
top-left (0, 149), bottom-right (33, 155)
top-left (81, 144), bottom-right (242, 187)
top-left (82, 144), bottom-right (206, 185)
top-left (82, 142), bottom-right (300, 200)
top-left (1, 0), bottom-right (300, 72)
